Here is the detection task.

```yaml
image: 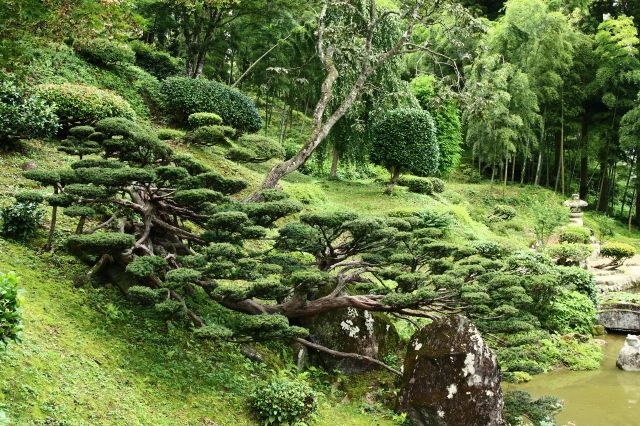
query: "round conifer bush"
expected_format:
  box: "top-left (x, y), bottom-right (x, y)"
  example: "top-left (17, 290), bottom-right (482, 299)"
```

top-left (156, 128), bottom-right (184, 141)
top-left (184, 125), bottom-right (235, 146)
top-left (228, 134), bottom-right (285, 162)
top-left (559, 227), bottom-right (591, 244)
top-left (600, 242), bottom-right (636, 267)
top-left (130, 41), bottom-right (182, 79)
top-left (75, 38), bottom-right (136, 67)
top-left (397, 176), bottom-right (434, 194)
top-left (188, 112), bottom-right (223, 128)
top-left (160, 77), bottom-right (262, 132)
top-left (36, 84), bottom-right (136, 128)
top-left (370, 108), bottom-right (439, 191)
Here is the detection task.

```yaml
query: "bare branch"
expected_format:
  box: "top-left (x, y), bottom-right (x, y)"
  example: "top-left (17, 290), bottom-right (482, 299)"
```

top-left (295, 337), bottom-right (402, 376)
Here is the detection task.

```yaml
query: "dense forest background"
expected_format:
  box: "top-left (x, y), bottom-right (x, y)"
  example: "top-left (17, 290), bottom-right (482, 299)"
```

top-left (4, 1), bottom-right (640, 425)
top-left (4, 0), bottom-right (640, 225)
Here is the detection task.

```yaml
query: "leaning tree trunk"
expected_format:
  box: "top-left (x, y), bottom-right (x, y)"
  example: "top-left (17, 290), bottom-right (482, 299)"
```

top-left (248, 56), bottom-right (371, 198)
top-left (385, 167), bottom-right (401, 194)
top-left (329, 146), bottom-right (340, 179)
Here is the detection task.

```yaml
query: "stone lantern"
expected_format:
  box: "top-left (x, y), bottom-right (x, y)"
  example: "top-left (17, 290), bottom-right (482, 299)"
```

top-left (563, 193), bottom-right (588, 226)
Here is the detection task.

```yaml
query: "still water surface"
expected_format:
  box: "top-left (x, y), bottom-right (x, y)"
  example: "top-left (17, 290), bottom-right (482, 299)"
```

top-left (510, 334), bottom-right (640, 425)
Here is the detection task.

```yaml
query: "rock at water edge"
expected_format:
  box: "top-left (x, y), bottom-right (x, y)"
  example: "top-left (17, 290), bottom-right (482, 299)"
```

top-left (397, 315), bottom-right (504, 426)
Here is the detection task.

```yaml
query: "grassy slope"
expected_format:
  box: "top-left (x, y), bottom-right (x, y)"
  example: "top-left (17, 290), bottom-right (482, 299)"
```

top-left (3, 136), bottom-right (639, 425)
top-left (0, 143), bottom-right (398, 426)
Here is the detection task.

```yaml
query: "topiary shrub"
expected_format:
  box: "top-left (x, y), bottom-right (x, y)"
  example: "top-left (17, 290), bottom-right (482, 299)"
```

top-left (0, 202), bottom-right (44, 241)
top-left (559, 226), bottom-right (591, 244)
top-left (0, 76), bottom-right (59, 148)
top-left (600, 242), bottom-right (636, 267)
top-left (250, 378), bottom-right (317, 425)
top-left (0, 271), bottom-right (21, 348)
top-left (370, 108), bottom-right (439, 193)
top-left (160, 77), bottom-right (262, 132)
top-left (472, 240), bottom-right (506, 259)
top-left (545, 243), bottom-right (592, 266)
top-left (57, 125), bottom-right (103, 159)
top-left (130, 41), bottom-right (183, 79)
top-left (491, 204), bottom-right (517, 221)
top-left (184, 125), bottom-right (235, 146)
top-left (188, 112), bottom-right (223, 128)
top-left (35, 84), bottom-right (136, 128)
top-left (227, 134), bottom-right (285, 163)
top-left (75, 38), bottom-right (136, 67)
top-left (410, 75), bottom-right (463, 177)
top-left (156, 128), bottom-right (185, 141)
top-left (427, 177), bottom-right (445, 193)
top-left (397, 176), bottom-right (434, 195)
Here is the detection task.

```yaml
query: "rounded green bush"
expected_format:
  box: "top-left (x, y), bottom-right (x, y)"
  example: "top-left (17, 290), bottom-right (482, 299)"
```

top-left (427, 177), bottom-right (446, 193)
top-left (130, 41), bottom-right (182, 79)
top-left (36, 84), bottom-right (136, 127)
top-left (251, 378), bottom-right (317, 425)
top-left (234, 134), bottom-right (285, 161)
top-left (0, 202), bottom-right (44, 241)
top-left (397, 176), bottom-right (434, 194)
top-left (188, 112), bottom-right (223, 128)
top-left (160, 77), bottom-right (262, 132)
top-left (156, 128), bottom-right (184, 141)
top-left (185, 125), bottom-right (235, 146)
top-left (66, 232), bottom-right (135, 255)
top-left (557, 266), bottom-right (597, 304)
top-left (94, 117), bottom-right (143, 137)
top-left (75, 38), bottom-right (136, 67)
top-left (543, 290), bottom-right (596, 335)
top-left (600, 242), bottom-right (636, 265)
top-left (545, 243), bottom-right (592, 266)
top-left (14, 191), bottom-right (44, 204)
top-left (472, 240), bottom-right (506, 259)
top-left (0, 271), bottom-right (21, 348)
top-left (370, 108), bottom-right (439, 177)
top-left (68, 125), bottom-right (95, 139)
top-left (559, 227), bottom-right (591, 244)
top-left (0, 77), bottom-right (59, 146)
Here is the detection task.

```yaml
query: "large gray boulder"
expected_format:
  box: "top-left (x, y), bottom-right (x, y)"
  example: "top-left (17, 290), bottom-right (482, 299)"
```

top-left (617, 334), bottom-right (640, 371)
top-left (397, 315), bottom-right (504, 426)
top-left (304, 308), bottom-right (400, 374)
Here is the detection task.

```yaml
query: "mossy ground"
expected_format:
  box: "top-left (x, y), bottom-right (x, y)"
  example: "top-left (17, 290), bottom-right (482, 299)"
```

top-left (0, 138), bottom-right (635, 424)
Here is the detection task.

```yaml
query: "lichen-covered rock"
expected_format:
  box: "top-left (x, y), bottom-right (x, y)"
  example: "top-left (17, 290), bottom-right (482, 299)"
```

top-left (616, 334), bottom-right (640, 371)
top-left (304, 308), bottom-right (400, 373)
top-left (397, 315), bottom-right (504, 426)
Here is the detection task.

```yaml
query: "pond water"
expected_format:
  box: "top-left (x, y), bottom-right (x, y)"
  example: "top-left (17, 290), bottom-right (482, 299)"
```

top-left (509, 334), bottom-right (640, 425)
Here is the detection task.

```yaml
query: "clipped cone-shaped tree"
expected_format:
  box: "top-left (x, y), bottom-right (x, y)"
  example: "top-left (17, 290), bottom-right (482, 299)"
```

top-left (370, 108), bottom-right (440, 193)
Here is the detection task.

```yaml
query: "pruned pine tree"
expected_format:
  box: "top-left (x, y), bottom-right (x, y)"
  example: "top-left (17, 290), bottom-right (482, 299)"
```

top-left (23, 117), bottom-right (477, 369)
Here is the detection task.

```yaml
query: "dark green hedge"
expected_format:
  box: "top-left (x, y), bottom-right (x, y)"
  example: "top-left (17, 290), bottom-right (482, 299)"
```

top-left (370, 108), bottom-right (439, 177)
top-left (160, 77), bottom-right (262, 132)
